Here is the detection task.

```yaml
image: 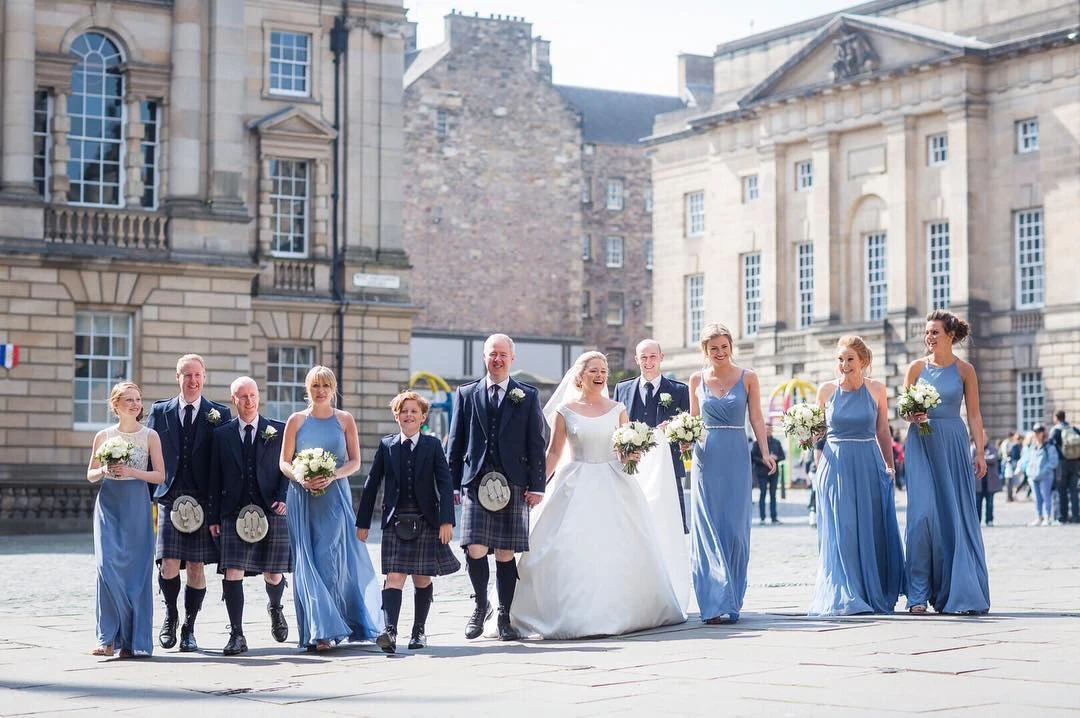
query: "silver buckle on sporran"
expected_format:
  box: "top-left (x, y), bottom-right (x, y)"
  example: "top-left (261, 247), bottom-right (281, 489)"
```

top-left (235, 504), bottom-right (269, 544)
top-left (478, 471), bottom-right (512, 512)
top-left (169, 494), bottom-right (205, 534)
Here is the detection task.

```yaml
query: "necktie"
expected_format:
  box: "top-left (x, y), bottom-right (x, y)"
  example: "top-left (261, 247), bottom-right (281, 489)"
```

top-left (183, 404), bottom-right (194, 430)
top-left (244, 424), bottom-right (254, 454)
top-left (644, 382), bottom-right (657, 426)
top-left (403, 438), bottom-right (413, 452)
top-left (489, 385), bottom-right (500, 411)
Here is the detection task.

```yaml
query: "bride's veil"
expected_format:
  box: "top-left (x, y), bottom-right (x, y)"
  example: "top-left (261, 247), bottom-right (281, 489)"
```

top-left (542, 360), bottom-right (610, 432)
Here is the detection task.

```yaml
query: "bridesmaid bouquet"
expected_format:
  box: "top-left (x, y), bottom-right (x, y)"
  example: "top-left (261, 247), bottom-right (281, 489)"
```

top-left (94, 437), bottom-right (134, 467)
top-left (292, 448), bottom-right (338, 497)
top-left (664, 412), bottom-right (705, 462)
top-left (781, 404), bottom-right (826, 449)
top-left (897, 382), bottom-right (942, 436)
top-left (612, 421), bottom-right (658, 476)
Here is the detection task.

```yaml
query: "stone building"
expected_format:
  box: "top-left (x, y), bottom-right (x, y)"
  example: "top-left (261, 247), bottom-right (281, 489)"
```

top-left (403, 12), bottom-right (681, 382)
top-left (647, 0), bottom-right (1080, 439)
top-left (0, 0), bottom-right (410, 532)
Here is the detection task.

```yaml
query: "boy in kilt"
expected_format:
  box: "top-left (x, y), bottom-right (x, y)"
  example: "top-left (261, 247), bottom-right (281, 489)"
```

top-left (447, 334), bottom-right (546, 641)
top-left (208, 377), bottom-right (291, 656)
top-left (356, 391), bottom-right (459, 653)
top-left (146, 354), bottom-right (231, 652)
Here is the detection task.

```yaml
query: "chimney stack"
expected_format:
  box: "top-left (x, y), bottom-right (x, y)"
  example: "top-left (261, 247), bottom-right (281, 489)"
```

top-left (532, 36), bottom-right (551, 82)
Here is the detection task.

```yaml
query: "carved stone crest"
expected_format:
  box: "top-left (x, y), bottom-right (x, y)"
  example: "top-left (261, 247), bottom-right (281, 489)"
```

top-left (829, 31), bottom-right (879, 82)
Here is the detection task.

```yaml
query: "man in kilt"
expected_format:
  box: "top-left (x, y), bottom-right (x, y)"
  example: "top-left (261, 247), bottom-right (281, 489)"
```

top-left (447, 334), bottom-right (546, 641)
top-left (356, 391), bottom-right (459, 654)
top-left (146, 354), bottom-right (231, 651)
top-left (208, 376), bottom-right (291, 655)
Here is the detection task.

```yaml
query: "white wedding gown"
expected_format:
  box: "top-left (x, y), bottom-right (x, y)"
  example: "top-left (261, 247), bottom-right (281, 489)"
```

top-left (511, 404), bottom-right (687, 639)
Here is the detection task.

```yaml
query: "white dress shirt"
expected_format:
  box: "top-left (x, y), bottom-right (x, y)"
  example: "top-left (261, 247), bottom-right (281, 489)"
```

top-left (238, 416), bottom-right (260, 442)
top-left (483, 376), bottom-right (510, 407)
top-left (398, 431), bottom-right (420, 448)
top-left (177, 395), bottom-right (202, 421)
top-left (639, 377), bottom-right (660, 404)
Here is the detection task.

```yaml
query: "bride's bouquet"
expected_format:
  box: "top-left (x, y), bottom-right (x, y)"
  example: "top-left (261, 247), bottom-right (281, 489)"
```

top-left (897, 381), bottom-right (942, 436)
top-left (292, 447), bottom-right (337, 496)
top-left (94, 437), bottom-right (134, 467)
top-left (612, 421), bottom-right (658, 476)
top-left (781, 403), bottom-right (826, 449)
top-left (664, 412), bottom-right (705, 462)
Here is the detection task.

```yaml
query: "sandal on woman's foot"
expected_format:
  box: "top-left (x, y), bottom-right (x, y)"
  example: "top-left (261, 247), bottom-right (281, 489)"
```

top-left (91, 645), bottom-right (114, 657)
top-left (909, 605), bottom-right (928, 614)
top-left (313, 641), bottom-right (333, 652)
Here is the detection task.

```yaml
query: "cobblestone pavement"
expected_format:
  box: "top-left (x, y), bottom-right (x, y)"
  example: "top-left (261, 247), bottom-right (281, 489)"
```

top-left (1, 489), bottom-right (1078, 717)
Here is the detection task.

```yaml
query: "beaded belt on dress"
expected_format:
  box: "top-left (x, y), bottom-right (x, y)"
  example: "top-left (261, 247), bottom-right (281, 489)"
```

top-left (704, 425), bottom-right (743, 430)
top-left (829, 437), bottom-right (877, 443)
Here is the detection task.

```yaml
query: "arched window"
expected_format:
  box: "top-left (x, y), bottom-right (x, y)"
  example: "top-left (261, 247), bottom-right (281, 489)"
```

top-left (67, 32), bottom-right (124, 207)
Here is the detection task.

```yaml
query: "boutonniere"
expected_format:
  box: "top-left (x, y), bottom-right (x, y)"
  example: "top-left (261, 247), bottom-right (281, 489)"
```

top-left (659, 393), bottom-right (674, 409)
top-left (260, 426), bottom-right (278, 443)
top-left (207, 408), bottom-right (222, 425)
top-left (508, 388), bottom-right (526, 404)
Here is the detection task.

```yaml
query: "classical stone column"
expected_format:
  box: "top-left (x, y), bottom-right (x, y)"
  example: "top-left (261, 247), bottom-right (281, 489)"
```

top-left (884, 115), bottom-right (916, 319)
top-left (206, 0), bottom-right (247, 216)
top-left (164, 0), bottom-right (203, 208)
top-left (0, 0), bottom-right (38, 198)
top-left (809, 133), bottom-right (838, 325)
top-left (757, 141), bottom-right (783, 332)
top-left (124, 98), bottom-right (146, 207)
top-left (49, 92), bottom-right (72, 201)
top-left (944, 102), bottom-right (986, 315)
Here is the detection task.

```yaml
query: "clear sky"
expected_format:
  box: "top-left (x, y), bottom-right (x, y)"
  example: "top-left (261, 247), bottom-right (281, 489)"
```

top-left (406, 0), bottom-right (861, 96)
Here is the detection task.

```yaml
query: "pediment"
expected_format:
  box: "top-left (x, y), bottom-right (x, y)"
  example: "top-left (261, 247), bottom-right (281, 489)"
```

top-left (739, 14), bottom-right (989, 107)
top-left (248, 106), bottom-right (337, 142)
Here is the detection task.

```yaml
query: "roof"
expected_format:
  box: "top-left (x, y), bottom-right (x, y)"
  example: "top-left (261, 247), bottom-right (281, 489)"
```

top-left (404, 41), bottom-right (451, 90)
top-left (843, 13), bottom-right (990, 50)
top-left (554, 85), bottom-right (685, 144)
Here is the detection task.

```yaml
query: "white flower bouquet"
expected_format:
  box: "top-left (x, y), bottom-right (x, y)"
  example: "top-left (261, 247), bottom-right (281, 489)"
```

top-left (664, 412), bottom-right (705, 462)
top-left (781, 403), bottom-right (827, 449)
top-left (612, 421), bottom-right (658, 476)
top-left (292, 447), bottom-right (338, 496)
top-left (897, 381), bottom-right (942, 436)
top-left (94, 437), bottom-right (135, 467)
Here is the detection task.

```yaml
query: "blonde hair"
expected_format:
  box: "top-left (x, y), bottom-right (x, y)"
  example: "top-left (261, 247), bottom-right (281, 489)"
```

top-left (304, 365), bottom-right (338, 405)
top-left (175, 354), bottom-right (206, 374)
top-left (109, 381), bottom-right (144, 422)
top-left (573, 351), bottom-right (609, 389)
top-left (837, 335), bottom-right (873, 376)
top-left (390, 390), bottom-right (430, 415)
top-left (698, 323), bottom-right (734, 355)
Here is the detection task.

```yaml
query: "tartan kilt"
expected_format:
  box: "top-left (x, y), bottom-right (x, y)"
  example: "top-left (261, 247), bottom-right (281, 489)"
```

top-left (381, 518), bottom-right (461, 577)
top-left (459, 484), bottom-right (530, 553)
top-left (218, 511), bottom-right (292, 576)
top-left (155, 504), bottom-right (219, 566)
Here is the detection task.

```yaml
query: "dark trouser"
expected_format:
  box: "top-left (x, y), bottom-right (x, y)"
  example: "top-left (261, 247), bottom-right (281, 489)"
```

top-left (1057, 460), bottom-right (1080, 523)
top-left (977, 478), bottom-right (995, 524)
top-left (757, 474), bottom-right (777, 521)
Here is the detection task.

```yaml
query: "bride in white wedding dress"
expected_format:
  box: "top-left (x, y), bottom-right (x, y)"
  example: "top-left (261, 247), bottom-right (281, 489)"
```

top-left (511, 351), bottom-right (687, 639)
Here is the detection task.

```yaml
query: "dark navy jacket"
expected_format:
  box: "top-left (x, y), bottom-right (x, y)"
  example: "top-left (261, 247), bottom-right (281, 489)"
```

top-left (208, 416), bottom-right (288, 524)
top-left (356, 433), bottom-right (455, 531)
top-left (146, 396), bottom-right (231, 501)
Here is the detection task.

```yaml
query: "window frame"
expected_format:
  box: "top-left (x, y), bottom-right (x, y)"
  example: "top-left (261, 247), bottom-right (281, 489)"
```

top-left (67, 32), bottom-right (126, 208)
top-left (1015, 208), bottom-right (1045, 309)
top-left (265, 345), bottom-right (318, 420)
top-left (685, 190), bottom-right (705, 237)
top-left (796, 242), bottom-right (814, 329)
top-left (865, 231), bottom-right (888, 321)
top-left (604, 236), bottom-right (624, 268)
top-left (927, 133), bottom-right (948, 166)
top-left (139, 100), bottom-right (160, 209)
top-left (73, 310), bottom-right (133, 431)
top-left (581, 234), bottom-right (591, 262)
top-left (268, 158), bottom-right (310, 258)
top-left (927, 221), bottom-right (951, 310)
top-left (605, 178), bottom-right (624, 211)
top-left (606, 291), bottom-right (625, 326)
top-left (1017, 370), bottom-right (1044, 433)
top-left (581, 290), bottom-right (592, 319)
top-left (795, 160), bottom-right (813, 191)
top-left (644, 239), bottom-right (654, 271)
top-left (742, 174), bottom-right (759, 203)
top-left (435, 108), bottom-right (448, 139)
top-left (1015, 118), bottom-right (1039, 154)
top-left (34, 90), bottom-right (52, 200)
top-left (268, 29), bottom-right (312, 98)
top-left (686, 274), bottom-right (704, 346)
top-left (742, 252), bottom-right (762, 336)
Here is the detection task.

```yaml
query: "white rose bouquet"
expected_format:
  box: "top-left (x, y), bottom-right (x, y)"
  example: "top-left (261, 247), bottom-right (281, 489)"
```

top-left (291, 447), bottom-right (338, 497)
top-left (94, 437), bottom-right (135, 467)
top-left (612, 421), bottom-right (658, 476)
top-left (664, 412), bottom-right (705, 462)
top-left (781, 404), bottom-right (827, 449)
top-left (897, 381), bottom-right (942, 436)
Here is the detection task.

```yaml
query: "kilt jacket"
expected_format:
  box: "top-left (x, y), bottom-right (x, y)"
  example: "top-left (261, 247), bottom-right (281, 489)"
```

top-left (208, 416), bottom-right (288, 525)
top-left (446, 377), bottom-right (547, 495)
top-left (356, 433), bottom-right (455, 531)
top-left (146, 396), bottom-right (232, 501)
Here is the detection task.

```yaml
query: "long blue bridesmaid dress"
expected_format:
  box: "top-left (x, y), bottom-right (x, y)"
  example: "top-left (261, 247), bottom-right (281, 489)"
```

top-left (94, 425), bottom-right (155, 656)
top-left (691, 371), bottom-right (752, 622)
top-left (287, 414), bottom-right (383, 647)
top-left (904, 362), bottom-right (990, 614)
top-left (809, 383), bottom-right (905, 615)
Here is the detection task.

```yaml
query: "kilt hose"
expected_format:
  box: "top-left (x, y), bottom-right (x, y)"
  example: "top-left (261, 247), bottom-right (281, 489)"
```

top-left (218, 511), bottom-right (292, 576)
top-left (459, 484), bottom-right (530, 553)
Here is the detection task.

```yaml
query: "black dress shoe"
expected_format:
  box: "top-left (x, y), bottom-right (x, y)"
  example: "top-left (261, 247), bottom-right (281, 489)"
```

top-left (268, 603), bottom-right (289, 643)
top-left (376, 626), bottom-right (397, 654)
top-left (179, 623), bottom-right (198, 652)
top-left (465, 600), bottom-right (492, 640)
top-left (223, 631), bottom-right (248, 656)
top-left (159, 609), bottom-right (178, 649)
top-left (408, 626), bottom-right (426, 650)
top-left (496, 608), bottom-right (520, 641)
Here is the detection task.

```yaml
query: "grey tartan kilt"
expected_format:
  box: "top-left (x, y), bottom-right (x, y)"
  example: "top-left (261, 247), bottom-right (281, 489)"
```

top-left (218, 511), bottom-right (292, 576)
top-left (381, 518), bottom-right (461, 577)
top-left (155, 504), bottom-right (219, 566)
top-left (459, 484), bottom-right (530, 553)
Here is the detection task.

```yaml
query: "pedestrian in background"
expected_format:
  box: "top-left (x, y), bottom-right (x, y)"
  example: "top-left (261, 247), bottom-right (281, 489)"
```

top-left (1049, 410), bottom-right (1080, 524)
top-left (972, 439), bottom-right (1001, 527)
top-left (1023, 424), bottom-right (1059, 526)
top-left (751, 423), bottom-right (785, 524)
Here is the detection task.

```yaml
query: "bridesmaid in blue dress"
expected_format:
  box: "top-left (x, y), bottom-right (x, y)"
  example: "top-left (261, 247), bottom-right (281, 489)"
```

top-left (903, 311), bottom-right (990, 615)
top-left (809, 337), bottom-right (905, 616)
top-left (279, 366), bottom-right (383, 650)
top-left (689, 323), bottom-right (776, 624)
top-left (86, 382), bottom-right (165, 657)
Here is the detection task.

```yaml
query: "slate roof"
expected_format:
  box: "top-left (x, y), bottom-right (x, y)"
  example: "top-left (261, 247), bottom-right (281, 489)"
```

top-left (554, 85), bottom-right (685, 145)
